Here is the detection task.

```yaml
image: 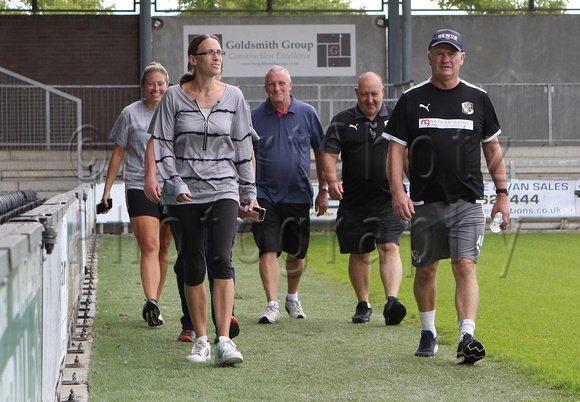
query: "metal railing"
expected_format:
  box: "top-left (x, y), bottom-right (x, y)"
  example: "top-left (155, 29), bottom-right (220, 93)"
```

top-left (480, 83), bottom-right (580, 146)
top-left (0, 67), bottom-right (82, 149)
top-left (53, 85), bottom-right (141, 146)
top-left (238, 83), bottom-right (406, 128)
top-left (240, 82), bottom-right (580, 146)
top-left (2, 78), bottom-right (580, 149)
top-left (0, 67), bottom-right (88, 182)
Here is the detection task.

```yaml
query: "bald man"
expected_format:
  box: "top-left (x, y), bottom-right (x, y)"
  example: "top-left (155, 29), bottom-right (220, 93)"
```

top-left (321, 72), bottom-right (406, 325)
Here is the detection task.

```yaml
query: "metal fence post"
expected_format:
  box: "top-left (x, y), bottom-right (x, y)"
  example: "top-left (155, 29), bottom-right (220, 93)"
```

top-left (547, 84), bottom-right (553, 146)
top-left (45, 90), bottom-right (51, 150)
top-left (77, 102), bottom-right (83, 184)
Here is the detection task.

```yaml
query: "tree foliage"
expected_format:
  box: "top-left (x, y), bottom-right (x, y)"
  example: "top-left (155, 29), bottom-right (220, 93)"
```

top-left (437, 0), bottom-right (568, 14)
top-left (177, 0), bottom-right (355, 15)
top-left (0, 0), bottom-right (113, 14)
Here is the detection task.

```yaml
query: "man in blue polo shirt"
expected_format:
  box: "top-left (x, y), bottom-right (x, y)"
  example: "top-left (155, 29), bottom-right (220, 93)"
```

top-left (251, 65), bottom-right (328, 324)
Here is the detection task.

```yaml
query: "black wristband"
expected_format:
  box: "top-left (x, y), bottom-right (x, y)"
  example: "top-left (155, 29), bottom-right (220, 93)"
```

top-left (496, 188), bottom-right (509, 196)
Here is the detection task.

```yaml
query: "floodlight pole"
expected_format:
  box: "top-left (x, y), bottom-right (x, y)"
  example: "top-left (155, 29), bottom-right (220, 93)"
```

top-left (387, 0), bottom-right (412, 97)
top-left (402, 0), bottom-right (412, 84)
top-left (388, 0), bottom-right (402, 91)
top-left (140, 0), bottom-right (153, 97)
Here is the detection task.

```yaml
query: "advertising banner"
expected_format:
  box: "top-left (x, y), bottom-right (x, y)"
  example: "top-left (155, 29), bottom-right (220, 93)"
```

top-left (183, 25), bottom-right (357, 78)
top-left (97, 181), bottom-right (579, 223)
top-left (482, 179), bottom-right (577, 219)
top-left (312, 180), bottom-right (579, 220)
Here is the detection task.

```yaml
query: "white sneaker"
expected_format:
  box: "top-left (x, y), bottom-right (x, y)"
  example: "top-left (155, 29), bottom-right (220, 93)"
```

top-left (185, 337), bottom-right (211, 363)
top-left (257, 302), bottom-right (281, 324)
top-left (285, 299), bottom-right (307, 319)
top-left (215, 337), bottom-right (243, 365)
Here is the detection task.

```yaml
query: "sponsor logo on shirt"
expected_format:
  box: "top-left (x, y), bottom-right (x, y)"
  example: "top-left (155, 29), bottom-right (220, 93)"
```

top-left (418, 118), bottom-right (473, 130)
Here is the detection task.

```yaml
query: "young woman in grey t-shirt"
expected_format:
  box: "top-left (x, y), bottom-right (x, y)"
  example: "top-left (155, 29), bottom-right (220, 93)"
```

top-left (100, 62), bottom-right (171, 327)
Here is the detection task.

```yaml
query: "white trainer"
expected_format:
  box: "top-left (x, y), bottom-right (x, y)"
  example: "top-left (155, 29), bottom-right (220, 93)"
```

top-left (285, 299), bottom-right (307, 319)
top-left (185, 337), bottom-right (211, 363)
top-left (215, 338), bottom-right (243, 365)
top-left (257, 302), bottom-right (281, 324)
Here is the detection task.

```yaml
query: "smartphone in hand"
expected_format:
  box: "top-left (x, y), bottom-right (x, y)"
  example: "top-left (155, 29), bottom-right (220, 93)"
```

top-left (241, 202), bottom-right (266, 221)
top-left (254, 206), bottom-right (266, 221)
top-left (96, 198), bottom-right (112, 214)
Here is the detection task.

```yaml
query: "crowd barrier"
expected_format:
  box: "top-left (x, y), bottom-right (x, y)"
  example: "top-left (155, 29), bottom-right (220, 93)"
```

top-left (0, 184), bottom-right (96, 402)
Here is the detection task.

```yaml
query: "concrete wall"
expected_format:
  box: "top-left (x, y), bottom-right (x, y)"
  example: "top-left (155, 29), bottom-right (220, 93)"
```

top-left (1, 14), bottom-right (579, 87)
top-left (150, 14), bottom-right (580, 86)
top-left (0, 185), bottom-right (96, 401)
top-left (410, 15), bottom-right (580, 84)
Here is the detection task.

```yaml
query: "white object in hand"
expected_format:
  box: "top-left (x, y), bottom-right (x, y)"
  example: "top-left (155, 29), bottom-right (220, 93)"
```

top-left (490, 212), bottom-right (503, 233)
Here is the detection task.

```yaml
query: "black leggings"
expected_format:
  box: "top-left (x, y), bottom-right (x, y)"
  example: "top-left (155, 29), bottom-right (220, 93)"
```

top-left (167, 199), bottom-right (238, 287)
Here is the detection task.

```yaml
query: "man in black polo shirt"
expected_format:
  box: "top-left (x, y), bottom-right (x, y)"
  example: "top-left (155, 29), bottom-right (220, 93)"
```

top-left (385, 29), bottom-right (510, 364)
top-left (321, 72), bottom-right (407, 326)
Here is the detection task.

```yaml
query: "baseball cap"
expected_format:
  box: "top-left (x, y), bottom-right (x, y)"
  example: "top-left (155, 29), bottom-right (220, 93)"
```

top-left (428, 29), bottom-right (463, 52)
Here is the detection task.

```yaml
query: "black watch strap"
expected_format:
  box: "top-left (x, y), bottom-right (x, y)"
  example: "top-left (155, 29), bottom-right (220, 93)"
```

top-left (496, 188), bottom-right (509, 196)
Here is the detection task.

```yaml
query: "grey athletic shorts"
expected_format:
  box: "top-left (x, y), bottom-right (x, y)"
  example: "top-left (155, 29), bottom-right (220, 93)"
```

top-left (409, 199), bottom-right (485, 268)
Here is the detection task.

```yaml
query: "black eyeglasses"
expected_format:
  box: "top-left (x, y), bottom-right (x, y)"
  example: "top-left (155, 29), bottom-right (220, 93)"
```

top-left (368, 122), bottom-right (378, 139)
top-left (194, 50), bottom-right (225, 57)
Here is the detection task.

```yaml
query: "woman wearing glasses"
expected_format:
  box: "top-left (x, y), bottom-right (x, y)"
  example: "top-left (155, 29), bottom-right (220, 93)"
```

top-left (149, 34), bottom-right (257, 365)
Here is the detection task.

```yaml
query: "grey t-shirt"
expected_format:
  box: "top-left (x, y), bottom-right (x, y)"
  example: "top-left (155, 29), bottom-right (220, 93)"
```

top-left (109, 100), bottom-right (160, 190)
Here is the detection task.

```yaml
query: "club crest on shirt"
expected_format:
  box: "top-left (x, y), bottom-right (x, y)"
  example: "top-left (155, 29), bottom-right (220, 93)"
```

top-left (461, 101), bottom-right (474, 115)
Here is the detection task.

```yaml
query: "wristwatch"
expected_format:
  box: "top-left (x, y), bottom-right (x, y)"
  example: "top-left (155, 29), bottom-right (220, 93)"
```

top-left (321, 185), bottom-right (329, 192)
top-left (496, 188), bottom-right (509, 196)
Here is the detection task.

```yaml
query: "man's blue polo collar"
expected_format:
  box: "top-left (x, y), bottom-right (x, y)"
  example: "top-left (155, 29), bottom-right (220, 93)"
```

top-left (265, 94), bottom-right (296, 116)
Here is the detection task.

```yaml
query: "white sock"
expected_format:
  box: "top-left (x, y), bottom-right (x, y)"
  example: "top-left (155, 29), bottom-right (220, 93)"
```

top-left (419, 310), bottom-right (437, 338)
top-left (286, 293), bottom-right (298, 302)
top-left (267, 300), bottom-right (279, 308)
top-left (458, 319), bottom-right (476, 342)
top-left (218, 336), bottom-right (230, 344)
top-left (195, 335), bottom-right (208, 343)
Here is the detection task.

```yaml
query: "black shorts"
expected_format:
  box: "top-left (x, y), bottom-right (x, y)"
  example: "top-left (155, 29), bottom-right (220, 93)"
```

top-left (126, 189), bottom-right (166, 219)
top-left (251, 199), bottom-right (310, 259)
top-left (336, 204), bottom-right (405, 254)
top-left (410, 200), bottom-right (485, 267)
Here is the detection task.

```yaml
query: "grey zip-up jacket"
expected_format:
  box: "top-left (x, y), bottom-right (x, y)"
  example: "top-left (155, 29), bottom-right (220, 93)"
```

top-left (148, 84), bottom-right (256, 206)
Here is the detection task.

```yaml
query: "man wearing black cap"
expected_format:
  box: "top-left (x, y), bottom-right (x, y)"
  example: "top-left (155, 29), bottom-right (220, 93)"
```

top-left (384, 29), bottom-right (510, 364)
